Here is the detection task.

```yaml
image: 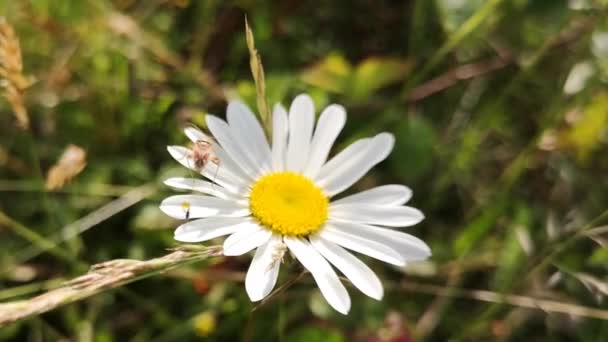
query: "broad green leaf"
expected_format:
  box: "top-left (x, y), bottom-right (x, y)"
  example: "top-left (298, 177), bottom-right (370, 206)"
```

top-left (301, 54), bottom-right (411, 101)
top-left (566, 93), bottom-right (608, 162)
top-left (350, 57), bottom-right (412, 101)
top-left (300, 53), bottom-right (351, 93)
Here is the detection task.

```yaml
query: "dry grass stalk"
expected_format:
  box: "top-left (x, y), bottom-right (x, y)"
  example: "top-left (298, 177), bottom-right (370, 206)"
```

top-left (45, 144), bottom-right (87, 190)
top-left (0, 245), bottom-right (223, 326)
top-left (0, 17), bottom-right (32, 129)
top-left (407, 56), bottom-right (511, 102)
top-left (245, 17), bottom-right (271, 135)
top-left (401, 281), bottom-right (608, 321)
top-left (252, 270), bottom-right (307, 311)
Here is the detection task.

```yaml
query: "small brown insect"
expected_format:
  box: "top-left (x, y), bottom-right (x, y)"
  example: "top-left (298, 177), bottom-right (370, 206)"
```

top-left (190, 139), bottom-right (220, 172)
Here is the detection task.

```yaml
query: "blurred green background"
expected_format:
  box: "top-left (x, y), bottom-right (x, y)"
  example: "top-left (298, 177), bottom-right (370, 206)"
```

top-left (1, 0), bottom-right (608, 340)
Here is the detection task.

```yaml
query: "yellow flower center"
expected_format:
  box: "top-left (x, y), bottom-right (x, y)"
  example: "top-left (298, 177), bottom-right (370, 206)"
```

top-left (249, 172), bottom-right (328, 236)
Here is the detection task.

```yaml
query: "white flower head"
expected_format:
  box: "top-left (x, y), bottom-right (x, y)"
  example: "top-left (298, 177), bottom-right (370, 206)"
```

top-left (160, 94), bottom-right (431, 314)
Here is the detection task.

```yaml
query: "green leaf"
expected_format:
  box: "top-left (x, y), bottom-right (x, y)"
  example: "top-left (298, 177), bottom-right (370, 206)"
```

top-left (301, 54), bottom-right (412, 101)
top-left (287, 327), bottom-right (344, 342)
top-left (566, 93), bottom-right (608, 162)
top-left (300, 53), bottom-right (352, 93)
top-left (350, 57), bottom-right (412, 101)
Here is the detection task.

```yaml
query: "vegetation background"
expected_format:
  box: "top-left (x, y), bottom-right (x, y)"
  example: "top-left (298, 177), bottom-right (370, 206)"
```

top-left (1, 0), bottom-right (608, 340)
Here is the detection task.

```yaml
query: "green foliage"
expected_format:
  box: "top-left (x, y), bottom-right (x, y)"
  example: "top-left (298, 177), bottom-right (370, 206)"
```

top-left (301, 53), bottom-right (413, 102)
top-left (388, 116), bottom-right (435, 181)
top-left (287, 326), bottom-right (344, 342)
top-left (566, 93), bottom-right (608, 162)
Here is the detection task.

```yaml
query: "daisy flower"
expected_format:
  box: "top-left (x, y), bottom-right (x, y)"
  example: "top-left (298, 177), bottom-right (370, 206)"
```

top-left (160, 94), bottom-right (431, 314)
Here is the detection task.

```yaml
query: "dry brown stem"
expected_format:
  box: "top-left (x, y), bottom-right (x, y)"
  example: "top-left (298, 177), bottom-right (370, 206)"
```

top-left (401, 280), bottom-right (608, 321)
top-left (0, 245), bottom-right (222, 326)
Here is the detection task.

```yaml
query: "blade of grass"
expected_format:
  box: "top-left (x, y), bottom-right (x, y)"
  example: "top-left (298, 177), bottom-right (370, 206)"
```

top-left (0, 210), bottom-right (85, 270)
top-left (0, 278), bottom-right (64, 301)
top-left (0, 180), bottom-right (138, 197)
top-left (14, 183), bottom-right (156, 264)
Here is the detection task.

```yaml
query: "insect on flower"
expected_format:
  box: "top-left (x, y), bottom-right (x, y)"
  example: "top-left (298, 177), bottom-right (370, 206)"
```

top-left (181, 201), bottom-right (191, 220)
top-left (190, 139), bottom-right (220, 172)
top-left (266, 240), bottom-right (288, 273)
top-left (187, 138), bottom-right (222, 186)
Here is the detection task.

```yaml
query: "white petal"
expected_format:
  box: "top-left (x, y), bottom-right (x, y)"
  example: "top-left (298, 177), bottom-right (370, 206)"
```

top-left (184, 125), bottom-right (211, 143)
top-left (167, 145), bottom-right (246, 193)
top-left (167, 145), bottom-right (195, 170)
top-left (330, 204), bottom-right (424, 227)
top-left (271, 104), bottom-right (288, 171)
top-left (174, 217), bottom-right (251, 243)
top-left (329, 221), bottom-right (431, 260)
top-left (183, 126), bottom-right (254, 183)
top-left (164, 177), bottom-right (240, 200)
top-left (286, 94), bottom-right (315, 172)
top-left (319, 225), bottom-right (406, 266)
top-left (226, 101), bottom-right (272, 172)
top-left (205, 115), bottom-right (261, 179)
top-left (245, 234), bottom-right (282, 301)
top-left (331, 185), bottom-right (412, 206)
top-left (310, 235), bottom-right (383, 300)
top-left (303, 104), bottom-right (346, 179)
top-left (314, 138), bottom-right (371, 185)
top-left (159, 194), bottom-right (249, 220)
top-left (284, 236), bottom-right (351, 314)
top-left (316, 133), bottom-right (395, 197)
top-left (223, 225), bottom-right (272, 256)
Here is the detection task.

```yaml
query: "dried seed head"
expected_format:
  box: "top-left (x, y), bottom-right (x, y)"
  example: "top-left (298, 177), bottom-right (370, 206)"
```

top-left (0, 17), bottom-right (32, 129)
top-left (46, 145), bottom-right (87, 190)
top-left (0, 17), bottom-right (22, 74)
